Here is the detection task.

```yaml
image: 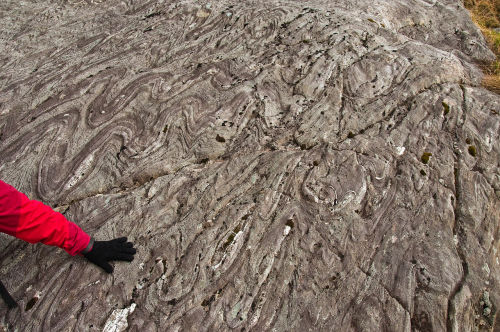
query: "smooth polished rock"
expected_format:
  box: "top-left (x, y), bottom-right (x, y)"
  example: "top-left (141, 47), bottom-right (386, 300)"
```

top-left (0, 0), bottom-right (499, 331)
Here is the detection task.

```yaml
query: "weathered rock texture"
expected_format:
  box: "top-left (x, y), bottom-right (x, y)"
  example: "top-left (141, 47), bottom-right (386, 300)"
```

top-left (0, 0), bottom-right (499, 331)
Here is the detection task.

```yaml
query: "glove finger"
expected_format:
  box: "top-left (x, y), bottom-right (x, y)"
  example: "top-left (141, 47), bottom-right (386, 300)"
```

top-left (120, 247), bottom-right (136, 254)
top-left (111, 253), bottom-right (135, 262)
top-left (98, 260), bottom-right (114, 273)
top-left (114, 237), bottom-right (128, 243)
top-left (123, 242), bottom-right (134, 248)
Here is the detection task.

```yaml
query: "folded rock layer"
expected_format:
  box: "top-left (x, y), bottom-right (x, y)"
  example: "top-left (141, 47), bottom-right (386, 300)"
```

top-left (0, 0), bottom-right (499, 331)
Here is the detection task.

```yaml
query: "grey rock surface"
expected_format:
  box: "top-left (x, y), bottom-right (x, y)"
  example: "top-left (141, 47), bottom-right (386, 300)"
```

top-left (0, 0), bottom-right (499, 331)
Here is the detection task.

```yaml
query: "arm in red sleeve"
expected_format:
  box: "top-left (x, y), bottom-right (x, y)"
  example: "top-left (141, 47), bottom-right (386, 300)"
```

top-left (0, 180), bottom-right (92, 256)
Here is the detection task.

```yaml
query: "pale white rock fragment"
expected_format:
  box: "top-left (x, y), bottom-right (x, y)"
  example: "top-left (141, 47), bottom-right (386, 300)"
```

top-left (102, 303), bottom-right (136, 332)
top-left (196, 9), bottom-right (210, 18)
top-left (395, 146), bottom-right (405, 155)
top-left (482, 263), bottom-right (490, 276)
top-left (207, 68), bottom-right (218, 75)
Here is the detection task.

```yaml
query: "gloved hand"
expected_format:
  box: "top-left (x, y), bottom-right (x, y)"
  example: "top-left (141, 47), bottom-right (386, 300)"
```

top-left (83, 237), bottom-right (136, 273)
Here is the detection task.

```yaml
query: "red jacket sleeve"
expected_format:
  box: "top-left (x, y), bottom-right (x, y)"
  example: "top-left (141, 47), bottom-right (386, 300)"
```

top-left (0, 180), bottom-right (91, 256)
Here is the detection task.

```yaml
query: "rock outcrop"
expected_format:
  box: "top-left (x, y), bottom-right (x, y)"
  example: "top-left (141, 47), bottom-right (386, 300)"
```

top-left (0, 0), bottom-right (499, 331)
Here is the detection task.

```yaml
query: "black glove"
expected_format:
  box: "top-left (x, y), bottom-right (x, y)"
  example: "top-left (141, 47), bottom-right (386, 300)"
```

top-left (83, 237), bottom-right (136, 273)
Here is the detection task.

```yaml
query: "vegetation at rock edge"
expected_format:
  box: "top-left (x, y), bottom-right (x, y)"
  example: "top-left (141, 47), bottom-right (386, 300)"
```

top-left (464, 0), bottom-right (500, 93)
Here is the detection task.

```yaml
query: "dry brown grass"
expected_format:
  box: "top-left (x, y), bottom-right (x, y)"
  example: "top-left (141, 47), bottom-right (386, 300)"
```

top-left (482, 73), bottom-right (500, 92)
top-left (464, 0), bottom-right (500, 93)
